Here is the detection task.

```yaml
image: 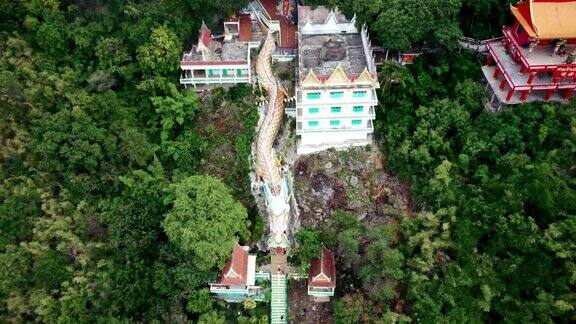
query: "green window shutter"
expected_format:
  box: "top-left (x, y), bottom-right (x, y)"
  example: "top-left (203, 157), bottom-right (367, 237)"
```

top-left (353, 91), bottom-right (367, 98)
top-left (307, 92), bottom-right (321, 99)
top-left (351, 119), bottom-right (362, 126)
top-left (331, 107), bottom-right (341, 113)
top-left (330, 91), bottom-right (344, 98)
top-left (208, 69), bottom-right (214, 76)
top-left (237, 69), bottom-right (243, 75)
top-left (308, 108), bottom-right (319, 114)
top-left (223, 69), bottom-right (228, 76)
top-left (330, 120), bottom-right (340, 126)
top-left (353, 106), bottom-right (364, 113)
top-left (308, 121), bottom-right (319, 127)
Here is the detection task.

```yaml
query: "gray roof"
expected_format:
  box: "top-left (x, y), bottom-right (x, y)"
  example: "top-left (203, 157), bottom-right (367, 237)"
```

top-left (182, 39), bottom-right (248, 63)
top-left (298, 6), bottom-right (349, 27)
top-left (298, 33), bottom-right (367, 77)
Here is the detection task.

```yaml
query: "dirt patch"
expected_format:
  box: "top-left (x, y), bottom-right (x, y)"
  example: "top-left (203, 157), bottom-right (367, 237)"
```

top-left (288, 280), bottom-right (333, 324)
top-left (293, 146), bottom-right (411, 229)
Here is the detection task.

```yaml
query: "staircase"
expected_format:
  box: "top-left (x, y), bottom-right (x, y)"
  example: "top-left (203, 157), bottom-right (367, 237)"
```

top-left (270, 274), bottom-right (288, 324)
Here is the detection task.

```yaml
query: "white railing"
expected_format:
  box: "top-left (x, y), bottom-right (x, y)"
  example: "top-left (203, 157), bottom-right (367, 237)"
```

top-left (180, 76), bottom-right (250, 84)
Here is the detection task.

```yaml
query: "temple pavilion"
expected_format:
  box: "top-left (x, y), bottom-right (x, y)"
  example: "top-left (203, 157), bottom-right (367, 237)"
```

top-left (482, 0), bottom-right (576, 112)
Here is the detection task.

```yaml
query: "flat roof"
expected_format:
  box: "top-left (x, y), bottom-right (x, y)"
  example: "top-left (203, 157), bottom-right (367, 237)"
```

top-left (299, 33), bottom-right (368, 77)
top-left (182, 40), bottom-right (248, 63)
top-left (297, 5), bottom-right (349, 27)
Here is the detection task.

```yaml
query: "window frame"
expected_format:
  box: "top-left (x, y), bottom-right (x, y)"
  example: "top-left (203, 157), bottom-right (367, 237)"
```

top-left (330, 106), bottom-right (342, 113)
top-left (307, 92), bottom-right (321, 100)
top-left (330, 91), bottom-right (344, 99)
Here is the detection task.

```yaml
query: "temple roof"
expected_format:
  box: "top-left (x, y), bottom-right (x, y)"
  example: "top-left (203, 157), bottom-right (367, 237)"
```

top-left (217, 243), bottom-right (250, 286)
top-left (308, 246), bottom-right (336, 288)
top-left (198, 21), bottom-right (212, 48)
top-left (297, 6), bottom-right (351, 27)
top-left (258, 0), bottom-right (297, 48)
top-left (238, 14), bottom-right (252, 42)
top-left (511, 0), bottom-right (576, 39)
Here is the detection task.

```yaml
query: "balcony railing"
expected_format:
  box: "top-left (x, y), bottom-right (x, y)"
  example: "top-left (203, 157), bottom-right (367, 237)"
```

top-left (180, 76), bottom-right (250, 84)
top-left (296, 120), bottom-right (374, 135)
top-left (502, 27), bottom-right (576, 72)
top-left (296, 89), bottom-right (378, 105)
top-left (486, 41), bottom-right (576, 91)
top-left (296, 107), bottom-right (375, 119)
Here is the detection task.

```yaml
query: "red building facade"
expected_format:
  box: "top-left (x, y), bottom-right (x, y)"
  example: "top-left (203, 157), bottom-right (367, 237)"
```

top-left (482, 0), bottom-right (576, 112)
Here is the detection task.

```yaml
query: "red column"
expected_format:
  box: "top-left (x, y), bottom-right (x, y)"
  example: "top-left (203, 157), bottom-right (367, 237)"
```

top-left (527, 73), bottom-right (536, 84)
top-left (520, 90), bottom-right (529, 102)
top-left (485, 55), bottom-right (494, 66)
top-left (506, 89), bottom-right (515, 101)
top-left (519, 65), bottom-right (528, 75)
top-left (493, 67), bottom-right (501, 79)
top-left (544, 89), bottom-right (555, 101)
top-left (563, 89), bottom-right (575, 101)
top-left (499, 79), bottom-right (507, 90)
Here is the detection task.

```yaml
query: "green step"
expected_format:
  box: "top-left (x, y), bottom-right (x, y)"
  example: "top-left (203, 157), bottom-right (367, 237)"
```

top-left (270, 274), bottom-right (288, 324)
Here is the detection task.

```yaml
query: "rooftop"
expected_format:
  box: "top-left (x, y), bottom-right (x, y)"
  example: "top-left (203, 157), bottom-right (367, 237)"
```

top-left (297, 5), bottom-right (350, 27)
top-left (308, 246), bottom-right (336, 288)
top-left (299, 33), bottom-right (368, 77)
top-left (182, 40), bottom-right (249, 63)
top-left (259, 0), bottom-right (297, 48)
top-left (215, 243), bottom-right (256, 286)
top-left (511, 0), bottom-right (576, 39)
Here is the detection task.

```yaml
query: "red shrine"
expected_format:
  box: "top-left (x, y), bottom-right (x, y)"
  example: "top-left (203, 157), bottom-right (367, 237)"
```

top-left (482, 0), bottom-right (576, 112)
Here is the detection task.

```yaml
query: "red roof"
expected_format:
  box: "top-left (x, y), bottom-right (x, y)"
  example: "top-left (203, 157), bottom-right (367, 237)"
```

top-left (239, 14), bottom-right (252, 42)
top-left (217, 243), bottom-right (249, 286)
top-left (308, 246), bottom-right (336, 288)
top-left (259, 0), bottom-right (297, 48)
top-left (199, 22), bottom-right (212, 48)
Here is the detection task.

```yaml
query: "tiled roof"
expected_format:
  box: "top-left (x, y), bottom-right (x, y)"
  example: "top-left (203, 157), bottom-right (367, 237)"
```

top-left (308, 246), bottom-right (336, 288)
top-left (239, 14), bottom-right (252, 42)
top-left (199, 22), bottom-right (212, 48)
top-left (512, 0), bottom-right (576, 39)
top-left (259, 0), bottom-right (297, 48)
top-left (217, 243), bottom-right (249, 286)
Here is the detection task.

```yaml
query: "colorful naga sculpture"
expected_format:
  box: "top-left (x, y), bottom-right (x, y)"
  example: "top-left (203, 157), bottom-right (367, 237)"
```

top-left (255, 30), bottom-right (290, 249)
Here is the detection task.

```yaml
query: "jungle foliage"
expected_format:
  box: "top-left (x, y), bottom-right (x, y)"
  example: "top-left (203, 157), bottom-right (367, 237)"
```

top-left (1, 0), bottom-right (575, 323)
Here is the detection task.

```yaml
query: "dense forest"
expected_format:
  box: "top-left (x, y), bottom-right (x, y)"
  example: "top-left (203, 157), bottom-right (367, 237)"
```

top-left (1, 0), bottom-right (575, 323)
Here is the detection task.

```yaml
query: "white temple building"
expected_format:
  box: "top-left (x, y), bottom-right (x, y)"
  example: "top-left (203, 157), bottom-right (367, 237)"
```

top-left (294, 6), bottom-right (379, 154)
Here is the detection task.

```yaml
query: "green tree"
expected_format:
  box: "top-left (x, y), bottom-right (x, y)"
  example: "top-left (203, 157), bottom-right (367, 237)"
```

top-left (137, 26), bottom-right (182, 76)
top-left (162, 175), bottom-right (250, 270)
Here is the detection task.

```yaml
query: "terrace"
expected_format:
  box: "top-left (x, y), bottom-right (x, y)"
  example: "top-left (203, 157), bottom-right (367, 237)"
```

top-left (485, 40), bottom-right (576, 91)
top-left (503, 27), bottom-right (576, 72)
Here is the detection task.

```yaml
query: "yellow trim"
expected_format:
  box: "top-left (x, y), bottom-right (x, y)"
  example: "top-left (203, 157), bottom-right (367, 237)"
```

top-left (302, 70), bottom-right (321, 85)
top-left (355, 67), bottom-right (375, 84)
top-left (326, 64), bottom-right (350, 84)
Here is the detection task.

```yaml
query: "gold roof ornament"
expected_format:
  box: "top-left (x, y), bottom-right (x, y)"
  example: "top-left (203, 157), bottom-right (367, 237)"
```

top-left (326, 64), bottom-right (350, 84)
top-left (354, 67), bottom-right (375, 84)
top-left (302, 70), bottom-right (322, 85)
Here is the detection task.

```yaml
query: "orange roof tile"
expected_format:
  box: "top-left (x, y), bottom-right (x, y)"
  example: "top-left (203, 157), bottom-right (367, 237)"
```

top-left (512, 0), bottom-right (576, 39)
top-left (217, 243), bottom-right (249, 286)
top-left (259, 0), bottom-right (297, 48)
top-left (308, 246), bottom-right (336, 288)
top-left (239, 14), bottom-right (252, 42)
